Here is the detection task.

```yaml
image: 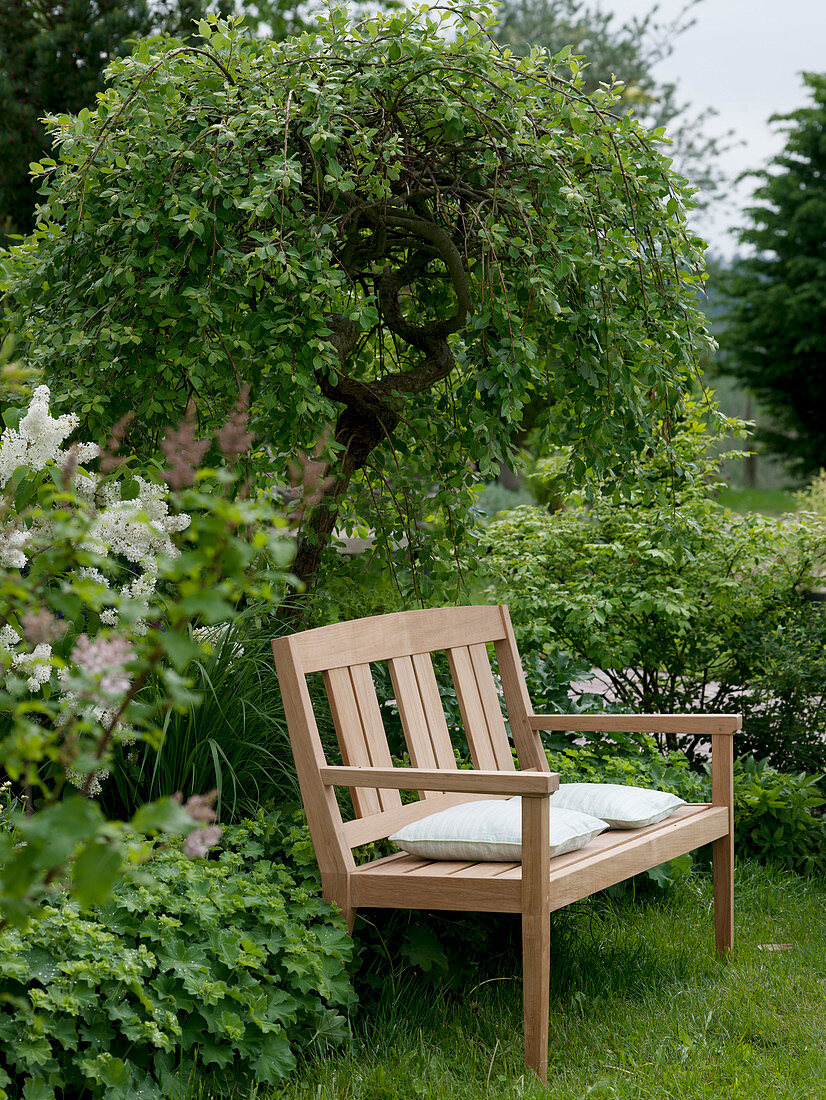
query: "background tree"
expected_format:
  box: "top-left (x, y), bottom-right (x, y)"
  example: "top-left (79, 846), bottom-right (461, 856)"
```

top-left (492, 0), bottom-right (728, 208)
top-left (715, 73), bottom-right (826, 480)
top-left (0, 0), bottom-right (317, 245)
top-left (0, 8), bottom-right (712, 605)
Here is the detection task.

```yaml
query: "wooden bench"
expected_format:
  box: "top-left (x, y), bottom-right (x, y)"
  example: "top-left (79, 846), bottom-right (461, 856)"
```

top-left (272, 605), bottom-right (737, 1082)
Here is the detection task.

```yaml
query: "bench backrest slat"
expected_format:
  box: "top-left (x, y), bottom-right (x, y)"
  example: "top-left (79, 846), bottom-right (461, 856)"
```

top-left (290, 605), bottom-right (507, 673)
top-left (273, 606), bottom-right (546, 860)
top-left (388, 653), bottom-right (458, 798)
top-left (324, 664), bottom-right (402, 816)
top-left (448, 642), bottom-right (515, 772)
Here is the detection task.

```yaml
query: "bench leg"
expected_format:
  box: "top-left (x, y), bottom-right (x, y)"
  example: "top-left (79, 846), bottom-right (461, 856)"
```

top-left (325, 875), bottom-right (356, 934)
top-left (523, 909), bottom-right (551, 1082)
top-left (522, 795), bottom-right (551, 1083)
top-left (713, 833), bottom-right (734, 956)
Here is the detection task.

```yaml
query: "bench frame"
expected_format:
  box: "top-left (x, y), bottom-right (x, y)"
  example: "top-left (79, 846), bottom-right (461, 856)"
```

top-left (272, 605), bottom-right (737, 1082)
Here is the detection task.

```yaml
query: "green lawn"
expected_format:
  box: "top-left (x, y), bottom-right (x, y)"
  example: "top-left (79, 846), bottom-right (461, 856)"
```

top-left (257, 862), bottom-right (825, 1099)
top-left (714, 487), bottom-right (799, 516)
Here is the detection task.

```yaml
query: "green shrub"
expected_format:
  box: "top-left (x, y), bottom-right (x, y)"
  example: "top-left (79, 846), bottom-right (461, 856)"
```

top-left (0, 814), bottom-right (355, 1100)
top-left (480, 500), bottom-right (825, 768)
top-left (733, 758), bottom-right (825, 876)
top-left (546, 742), bottom-right (826, 876)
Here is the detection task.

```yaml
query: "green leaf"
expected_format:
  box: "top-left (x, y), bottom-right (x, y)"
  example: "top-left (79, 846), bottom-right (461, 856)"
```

top-left (253, 1031), bottom-right (296, 1084)
top-left (131, 797), bottom-right (194, 836)
top-left (72, 839), bottom-right (122, 908)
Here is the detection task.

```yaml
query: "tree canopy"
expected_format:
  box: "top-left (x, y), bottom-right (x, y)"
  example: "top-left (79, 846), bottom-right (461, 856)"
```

top-left (492, 0), bottom-right (728, 209)
top-left (0, 6), bottom-right (712, 595)
top-left (716, 72), bottom-right (826, 479)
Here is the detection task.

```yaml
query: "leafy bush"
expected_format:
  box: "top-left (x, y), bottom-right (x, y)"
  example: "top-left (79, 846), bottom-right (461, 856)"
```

top-left (480, 424), bottom-right (826, 767)
top-left (0, 380), bottom-right (294, 921)
top-left (0, 813), bottom-right (355, 1100)
top-left (733, 758), bottom-right (825, 876)
top-left (732, 604), bottom-right (826, 772)
top-left (547, 741), bottom-right (825, 876)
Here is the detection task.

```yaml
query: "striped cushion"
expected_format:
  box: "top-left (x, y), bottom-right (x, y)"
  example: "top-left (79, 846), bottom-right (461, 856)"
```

top-left (389, 798), bottom-right (608, 862)
top-left (550, 783), bottom-right (685, 829)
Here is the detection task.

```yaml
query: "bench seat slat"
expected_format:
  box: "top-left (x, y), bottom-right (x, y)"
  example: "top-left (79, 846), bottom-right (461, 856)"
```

top-left (350, 805), bottom-right (728, 913)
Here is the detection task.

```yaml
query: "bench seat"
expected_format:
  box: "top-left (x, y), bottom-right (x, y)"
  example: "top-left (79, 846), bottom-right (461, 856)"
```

top-left (351, 804), bottom-right (729, 912)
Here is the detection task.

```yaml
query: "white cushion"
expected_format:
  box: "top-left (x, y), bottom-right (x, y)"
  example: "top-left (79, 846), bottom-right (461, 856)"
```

top-left (389, 798), bottom-right (608, 862)
top-left (550, 783), bottom-right (685, 829)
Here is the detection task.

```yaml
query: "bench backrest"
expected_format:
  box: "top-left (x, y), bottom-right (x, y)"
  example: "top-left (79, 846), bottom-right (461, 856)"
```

top-left (272, 605), bottom-right (548, 881)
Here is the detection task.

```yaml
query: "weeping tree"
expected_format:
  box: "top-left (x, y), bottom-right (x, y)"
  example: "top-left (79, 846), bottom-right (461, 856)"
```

top-left (0, 5), bottom-right (711, 605)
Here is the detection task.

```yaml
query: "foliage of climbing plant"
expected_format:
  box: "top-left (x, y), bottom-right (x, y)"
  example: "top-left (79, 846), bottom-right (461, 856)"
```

top-left (0, 4), bottom-right (712, 597)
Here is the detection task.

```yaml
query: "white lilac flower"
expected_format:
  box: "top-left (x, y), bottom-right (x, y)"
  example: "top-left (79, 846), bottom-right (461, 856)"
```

top-left (75, 443), bottom-right (100, 464)
top-left (0, 527), bottom-right (31, 569)
top-left (0, 625), bottom-right (21, 649)
top-left (87, 478), bottom-right (189, 566)
top-left (12, 643), bottom-right (53, 692)
top-left (0, 386), bottom-right (79, 485)
top-left (124, 573), bottom-right (156, 600)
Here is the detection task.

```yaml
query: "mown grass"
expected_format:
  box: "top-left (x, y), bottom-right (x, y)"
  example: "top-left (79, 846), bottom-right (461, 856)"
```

top-left (715, 487), bottom-right (799, 516)
top-left (252, 862), bottom-right (825, 1100)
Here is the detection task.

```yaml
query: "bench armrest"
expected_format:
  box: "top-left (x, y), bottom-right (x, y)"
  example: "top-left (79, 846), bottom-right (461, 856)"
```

top-left (319, 765), bottom-right (559, 797)
top-left (528, 714), bottom-right (741, 737)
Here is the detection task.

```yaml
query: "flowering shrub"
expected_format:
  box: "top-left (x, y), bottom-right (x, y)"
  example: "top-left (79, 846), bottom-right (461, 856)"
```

top-left (0, 814), bottom-right (356, 1100)
top-left (0, 381), bottom-right (295, 922)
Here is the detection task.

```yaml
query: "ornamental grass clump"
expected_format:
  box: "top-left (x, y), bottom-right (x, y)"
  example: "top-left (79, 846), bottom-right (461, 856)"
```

top-left (0, 814), bottom-right (356, 1100)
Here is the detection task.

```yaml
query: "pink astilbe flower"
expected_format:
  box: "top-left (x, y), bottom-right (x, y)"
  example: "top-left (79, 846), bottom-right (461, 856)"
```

top-left (183, 824), bottom-right (223, 858)
top-left (183, 789), bottom-right (219, 824)
top-left (161, 406), bottom-right (209, 490)
top-left (72, 633), bottom-right (134, 697)
top-left (21, 609), bottom-right (67, 646)
top-left (216, 385), bottom-right (255, 459)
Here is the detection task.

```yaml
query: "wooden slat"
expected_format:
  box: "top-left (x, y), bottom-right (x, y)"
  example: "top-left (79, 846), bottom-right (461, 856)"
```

top-left (292, 606), bottom-right (507, 674)
top-left (388, 653), bottom-right (457, 798)
top-left (447, 860), bottom-right (521, 878)
top-left (468, 642), bottom-right (514, 770)
top-left (448, 645), bottom-right (499, 771)
top-left (494, 607), bottom-right (548, 772)
top-left (324, 665), bottom-right (402, 817)
top-left (324, 666), bottom-right (380, 817)
top-left (413, 652), bottom-right (459, 769)
top-left (340, 792), bottom-right (507, 848)
top-left (349, 663), bottom-right (401, 813)
top-left (529, 714), bottom-right (741, 736)
top-left (321, 765), bottom-right (559, 796)
top-left (352, 860), bottom-right (522, 912)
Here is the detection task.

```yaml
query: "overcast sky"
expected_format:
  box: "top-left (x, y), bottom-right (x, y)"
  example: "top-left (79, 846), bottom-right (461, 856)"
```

top-left (598, 0), bottom-right (826, 257)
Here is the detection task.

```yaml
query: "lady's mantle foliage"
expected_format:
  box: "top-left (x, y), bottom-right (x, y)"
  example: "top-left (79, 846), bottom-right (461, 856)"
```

top-left (1, 5), bottom-right (712, 590)
top-left (0, 815), bottom-right (356, 1100)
